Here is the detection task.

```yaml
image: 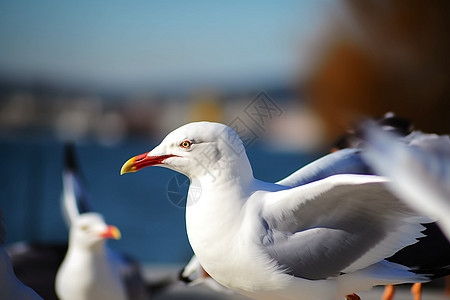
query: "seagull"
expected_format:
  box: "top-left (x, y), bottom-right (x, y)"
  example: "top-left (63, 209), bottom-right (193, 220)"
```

top-left (0, 208), bottom-right (43, 300)
top-left (56, 144), bottom-right (153, 300)
top-left (178, 114), bottom-right (443, 299)
top-left (7, 144), bottom-right (161, 300)
top-left (121, 121), bottom-right (450, 300)
top-left (55, 213), bottom-right (128, 300)
top-left (363, 124), bottom-right (450, 240)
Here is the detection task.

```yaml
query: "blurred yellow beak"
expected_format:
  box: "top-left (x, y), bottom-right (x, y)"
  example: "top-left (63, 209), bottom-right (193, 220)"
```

top-left (99, 225), bottom-right (121, 240)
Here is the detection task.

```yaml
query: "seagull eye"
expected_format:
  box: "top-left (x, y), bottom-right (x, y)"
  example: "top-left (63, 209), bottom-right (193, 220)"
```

top-left (180, 140), bottom-right (192, 149)
top-left (80, 225), bottom-right (89, 231)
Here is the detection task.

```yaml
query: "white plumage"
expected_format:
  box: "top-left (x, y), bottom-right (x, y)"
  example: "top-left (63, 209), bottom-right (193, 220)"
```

top-left (122, 122), bottom-right (449, 300)
top-left (55, 213), bottom-right (127, 300)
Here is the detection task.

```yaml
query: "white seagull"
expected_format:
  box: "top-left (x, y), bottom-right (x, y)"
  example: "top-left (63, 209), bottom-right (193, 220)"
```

top-left (0, 208), bottom-right (43, 300)
top-left (58, 143), bottom-right (173, 300)
top-left (121, 122), bottom-right (450, 300)
top-left (56, 145), bottom-right (134, 300)
top-left (55, 213), bottom-right (127, 300)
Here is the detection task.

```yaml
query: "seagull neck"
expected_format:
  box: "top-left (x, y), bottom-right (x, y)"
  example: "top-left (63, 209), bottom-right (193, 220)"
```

top-left (191, 159), bottom-right (254, 193)
top-left (186, 149), bottom-right (255, 209)
top-left (193, 149), bottom-right (254, 184)
top-left (188, 166), bottom-right (255, 210)
top-left (69, 240), bottom-right (106, 255)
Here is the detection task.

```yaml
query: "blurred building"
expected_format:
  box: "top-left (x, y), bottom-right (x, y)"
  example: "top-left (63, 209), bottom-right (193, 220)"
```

top-left (304, 0), bottom-right (450, 142)
top-left (0, 81), bottom-right (324, 150)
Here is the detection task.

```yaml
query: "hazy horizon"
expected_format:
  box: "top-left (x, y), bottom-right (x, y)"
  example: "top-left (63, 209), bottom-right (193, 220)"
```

top-left (0, 1), bottom-right (334, 91)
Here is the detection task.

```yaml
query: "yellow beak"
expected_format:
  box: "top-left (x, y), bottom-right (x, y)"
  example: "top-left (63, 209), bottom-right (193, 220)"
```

top-left (120, 156), bottom-right (138, 175)
top-left (99, 225), bottom-right (121, 240)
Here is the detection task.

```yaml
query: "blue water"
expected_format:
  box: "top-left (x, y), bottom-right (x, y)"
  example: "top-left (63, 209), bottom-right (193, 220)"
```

top-left (0, 137), bottom-right (320, 264)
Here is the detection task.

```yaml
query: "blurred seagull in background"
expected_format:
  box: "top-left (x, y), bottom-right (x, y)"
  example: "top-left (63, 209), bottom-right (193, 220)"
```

top-left (324, 114), bottom-right (450, 300)
top-left (363, 124), bottom-right (450, 241)
top-left (55, 213), bottom-right (127, 300)
top-left (0, 208), bottom-right (43, 299)
top-left (56, 144), bottom-right (157, 300)
top-left (121, 121), bottom-right (450, 300)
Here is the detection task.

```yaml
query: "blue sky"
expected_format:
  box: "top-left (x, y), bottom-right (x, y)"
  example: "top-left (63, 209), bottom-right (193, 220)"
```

top-left (0, 0), bottom-right (334, 90)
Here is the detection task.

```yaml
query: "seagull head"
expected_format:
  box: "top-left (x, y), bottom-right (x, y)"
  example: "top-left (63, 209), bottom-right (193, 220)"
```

top-left (70, 213), bottom-right (121, 249)
top-left (121, 122), bottom-right (253, 181)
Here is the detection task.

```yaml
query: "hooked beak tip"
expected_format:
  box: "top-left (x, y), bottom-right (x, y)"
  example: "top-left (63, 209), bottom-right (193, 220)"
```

top-left (120, 156), bottom-right (137, 175)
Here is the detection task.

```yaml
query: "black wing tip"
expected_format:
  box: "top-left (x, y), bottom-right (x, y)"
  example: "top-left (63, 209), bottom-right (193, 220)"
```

top-left (410, 268), bottom-right (450, 280)
top-left (377, 113), bottom-right (414, 137)
top-left (178, 267), bottom-right (193, 284)
top-left (333, 113), bottom-right (414, 150)
top-left (64, 142), bottom-right (79, 172)
top-left (387, 223), bottom-right (450, 280)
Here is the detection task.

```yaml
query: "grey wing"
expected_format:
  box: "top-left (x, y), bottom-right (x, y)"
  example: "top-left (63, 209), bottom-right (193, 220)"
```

top-left (262, 175), bottom-right (428, 280)
top-left (276, 148), bottom-right (371, 188)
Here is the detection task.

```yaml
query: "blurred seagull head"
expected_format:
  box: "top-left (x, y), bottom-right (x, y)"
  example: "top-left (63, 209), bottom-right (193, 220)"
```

top-left (69, 213), bottom-right (121, 250)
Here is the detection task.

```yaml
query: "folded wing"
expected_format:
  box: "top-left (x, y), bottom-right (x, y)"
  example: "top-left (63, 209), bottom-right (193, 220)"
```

top-left (261, 174), bottom-right (430, 280)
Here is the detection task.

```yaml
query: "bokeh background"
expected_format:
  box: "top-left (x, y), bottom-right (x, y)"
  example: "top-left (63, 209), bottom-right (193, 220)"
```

top-left (1, 0), bottom-right (449, 272)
